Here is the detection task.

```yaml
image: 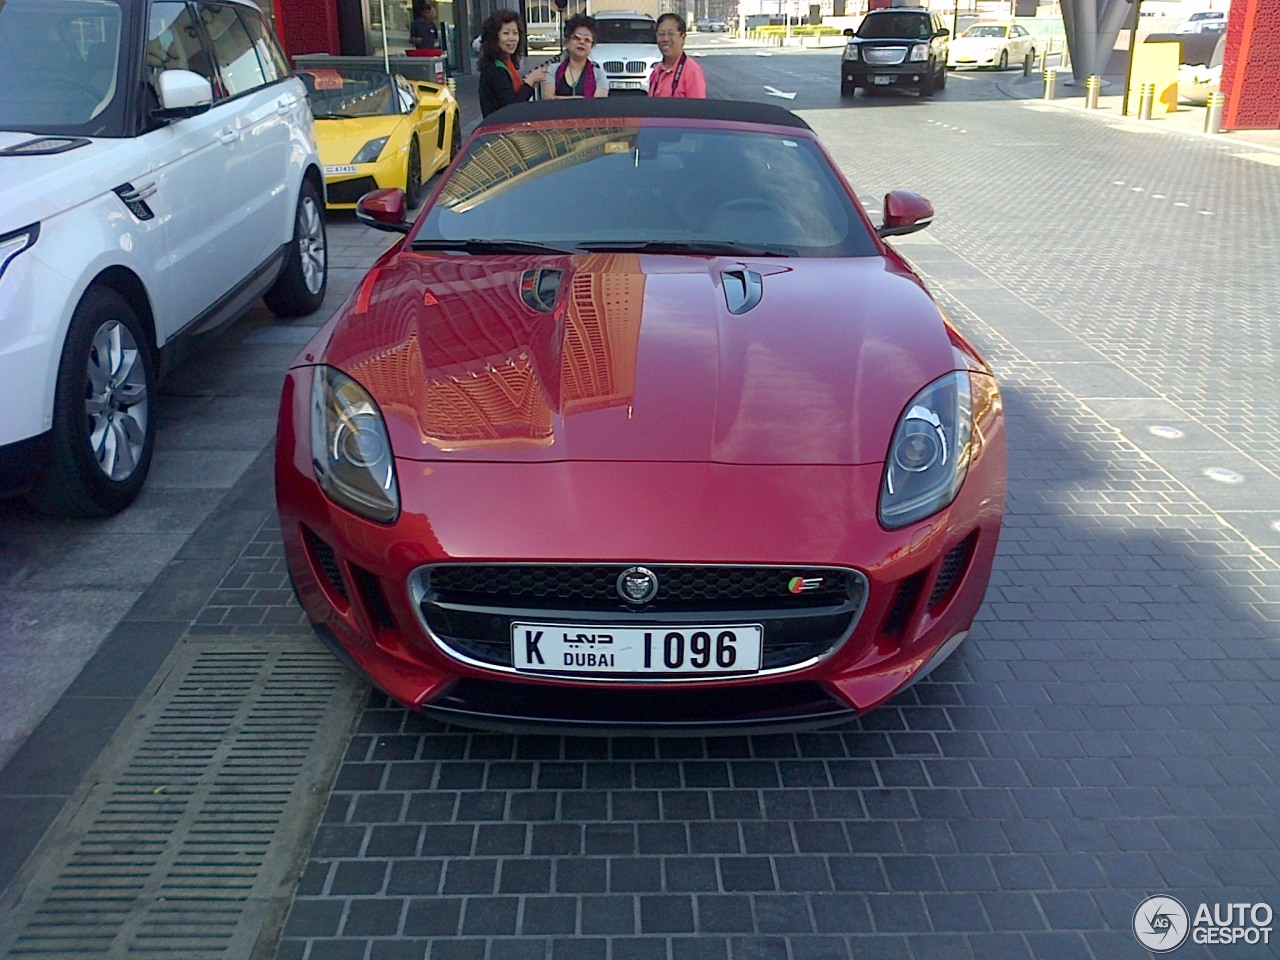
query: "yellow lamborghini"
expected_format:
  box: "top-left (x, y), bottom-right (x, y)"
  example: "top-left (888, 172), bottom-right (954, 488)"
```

top-left (299, 67), bottom-right (461, 210)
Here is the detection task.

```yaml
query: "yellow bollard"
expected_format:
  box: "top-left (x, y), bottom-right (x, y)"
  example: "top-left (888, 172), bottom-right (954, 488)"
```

top-left (1204, 91), bottom-right (1225, 133)
top-left (1139, 81), bottom-right (1156, 120)
top-left (1043, 68), bottom-right (1057, 100)
top-left (1085, 75), bottom-right (1100, 110)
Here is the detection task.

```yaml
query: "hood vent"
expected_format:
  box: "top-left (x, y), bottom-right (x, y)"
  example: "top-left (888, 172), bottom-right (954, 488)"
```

top-left (114, 181), bottom-right (157, 221)
top-left (0, 136), bottom-right (91, 156)
top-left (722, 268), bottom-right (763, 315)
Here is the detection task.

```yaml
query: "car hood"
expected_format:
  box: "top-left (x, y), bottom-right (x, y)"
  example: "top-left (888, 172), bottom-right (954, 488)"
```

top-left (313, 116), bottom-right (406, 165)
top-left (317, 252), bottom-right (958, 466)
top-left (0, 131), bottom-right (115, 233)
top-left (951, 36), bottom-right (1006, 49)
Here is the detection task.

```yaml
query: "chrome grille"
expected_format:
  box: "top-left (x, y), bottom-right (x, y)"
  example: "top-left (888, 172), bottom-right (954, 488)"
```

top-left (413, 564), bottom-right (867, 674)
top-left (864, 46), bottom-right (907, 65)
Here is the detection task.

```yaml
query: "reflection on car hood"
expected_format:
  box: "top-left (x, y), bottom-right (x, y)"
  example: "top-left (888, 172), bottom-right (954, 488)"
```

top-left (0, 131), bottom-right (117, 234)
top-left (319, 252), bottom-right (957, 466)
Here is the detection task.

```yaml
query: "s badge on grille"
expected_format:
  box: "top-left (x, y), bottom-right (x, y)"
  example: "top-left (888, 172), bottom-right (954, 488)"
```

top-left (788, 576), bottom-right (824, 594)
top-left (617, 566), bottom-right (659, 604)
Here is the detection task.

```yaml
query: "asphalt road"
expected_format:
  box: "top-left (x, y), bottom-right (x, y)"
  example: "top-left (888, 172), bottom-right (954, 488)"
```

top-left (1, 42), bottom-right (1279, 959)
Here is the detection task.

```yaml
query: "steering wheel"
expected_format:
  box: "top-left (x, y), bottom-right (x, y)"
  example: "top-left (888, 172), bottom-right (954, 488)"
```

top-left (42, 77), bottom-right (102, 112)
top-left (706, 197), bottom-right (805, 243)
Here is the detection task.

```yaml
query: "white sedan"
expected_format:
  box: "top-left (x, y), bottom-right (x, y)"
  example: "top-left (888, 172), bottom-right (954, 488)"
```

top-left (947, 22), bottom-right (1036, 70)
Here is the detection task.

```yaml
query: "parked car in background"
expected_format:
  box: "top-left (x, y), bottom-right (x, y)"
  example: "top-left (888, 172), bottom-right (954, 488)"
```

top-left (1176, 10), bottom-right (1227, 33)
top-left (591, 11), bottom-right (661, 93)
top-left (299, 67), bottom-right (460, 209)
top-left (275, 98), bottom-right (1007, 733)
top-left (841, 7), bottom-right (950, 98)
top-left (947, 21), bottom-right (1036, 70)
top-left (696, 18), bottom-right (729, 32)
top-left (1178, 31), bottom-right (1225, 105)
top-left (0, 0), bottom-right (327, 517)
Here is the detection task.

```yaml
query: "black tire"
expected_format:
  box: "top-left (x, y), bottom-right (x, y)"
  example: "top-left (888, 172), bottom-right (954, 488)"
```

top-left (405, 136), bottom-right (422, 208)
top-left (841, 77), bottom-right (855, 97)
top-left (27, 288), bottom-right (155, 518)
top-left (998, 50), bottom-right (1009, 70)
top-left (264, 180), bottom-right (327, 318)
top-left (919, 66), bottom-right (935, 98)
top-left (937, 62), bottom-right (947, 89)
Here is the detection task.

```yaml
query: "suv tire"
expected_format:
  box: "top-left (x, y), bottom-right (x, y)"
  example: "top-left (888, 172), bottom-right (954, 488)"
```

top-left (264, 180), bottom-right (328, 317)
top-left (29, 288), bottom-right (155, 518)
top-left (920, 65), bottom-right (935, 98)
top-left (841, 78), bottom-right (855, 97)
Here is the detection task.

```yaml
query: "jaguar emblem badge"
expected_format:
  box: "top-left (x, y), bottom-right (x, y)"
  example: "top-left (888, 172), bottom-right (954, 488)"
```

top-left (617, 566), bottom-right (659, 605)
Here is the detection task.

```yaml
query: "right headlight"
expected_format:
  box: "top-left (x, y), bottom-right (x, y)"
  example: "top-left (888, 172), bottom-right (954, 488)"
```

top-left (908, 42), bottom-right (930, 62)
top-left (0, 223), bottom-right (38, 283)
top-left (310, 366), bottom-right (399, 523)
top-left (879, 371), bottom-right (974, 529)
top-left (352, 136), bottom-right (390, 164)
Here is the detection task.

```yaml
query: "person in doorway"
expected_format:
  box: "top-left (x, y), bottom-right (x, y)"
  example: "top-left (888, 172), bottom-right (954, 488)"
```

top-left (542, 14), bottom-right (609, 100)
top-left (648, 13), bottom-right (705, 98)
top-left (477, 10), bottom-right (548, 117)
top-left (409, 4), bottom-right (440, 52)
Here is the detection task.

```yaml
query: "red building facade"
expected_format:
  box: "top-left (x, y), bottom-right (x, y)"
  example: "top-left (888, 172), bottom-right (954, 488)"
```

top-left (1221, 0), bottom-right (1280, 130)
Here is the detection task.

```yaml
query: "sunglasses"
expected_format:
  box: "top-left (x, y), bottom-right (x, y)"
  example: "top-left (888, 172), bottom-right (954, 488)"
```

top-left (570, 34), bottom-right (594, 43)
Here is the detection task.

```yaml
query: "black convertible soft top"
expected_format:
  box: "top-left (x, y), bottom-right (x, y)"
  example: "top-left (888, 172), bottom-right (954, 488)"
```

top-left (478, 96), bottom-right (812, 131)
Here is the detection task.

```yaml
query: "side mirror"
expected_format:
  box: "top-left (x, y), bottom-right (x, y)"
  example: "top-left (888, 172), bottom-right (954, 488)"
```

top-left (936, 28), bottom-right (950, 38)
top-left (877, 190), bottom-right (933, 238)
top-left (842, 28), bottom-right (855, 37)
top-left (356, 189), bottom-right (412, 233)
top-left (154, 69), bottom-right (213, 119)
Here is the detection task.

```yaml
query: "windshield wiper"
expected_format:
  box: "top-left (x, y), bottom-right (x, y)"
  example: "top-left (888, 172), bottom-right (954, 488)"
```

top-left (577, 240), bottom-right (794, 257)
top-left (409, 238), bottom-right (575, 254)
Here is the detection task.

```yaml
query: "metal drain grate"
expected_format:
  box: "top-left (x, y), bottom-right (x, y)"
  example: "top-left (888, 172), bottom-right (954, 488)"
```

top-left (0, 641), bottom-right (363, 959)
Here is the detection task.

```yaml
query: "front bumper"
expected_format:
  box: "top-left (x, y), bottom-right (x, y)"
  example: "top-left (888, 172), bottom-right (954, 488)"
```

top-left (842, 63), bottom-right (931, 90)
top-left (276, 366), bottom-right (1006, 730)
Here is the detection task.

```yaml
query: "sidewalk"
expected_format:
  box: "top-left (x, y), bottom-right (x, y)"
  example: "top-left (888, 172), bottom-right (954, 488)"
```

top-left (1002, 69), bottom-right (1280, 154)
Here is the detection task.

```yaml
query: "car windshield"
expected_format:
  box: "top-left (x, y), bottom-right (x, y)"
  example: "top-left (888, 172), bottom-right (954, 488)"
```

top-left (857, 14), bottom-right (933, 39)
top-left (299, 68), bottom-right (409, 118)
top-left (0, 0), bottom-right (127, 135)
top-left (416, 122), bottom-right (878, 258)
top-left (962, 25), bottom-right (1009, 38)
top-left (594, 18), bottom-right (658, 44)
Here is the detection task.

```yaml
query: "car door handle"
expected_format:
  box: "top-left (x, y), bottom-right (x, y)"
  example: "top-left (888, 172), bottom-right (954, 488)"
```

top-left (218, 127), bottom-right (240, 144)
top-left (276, 100), bottom-right (291, 115)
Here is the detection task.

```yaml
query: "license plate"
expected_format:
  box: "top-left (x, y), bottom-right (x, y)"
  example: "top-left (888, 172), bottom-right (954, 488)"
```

top-left (511, 623), bottom-right (763, 675)
top-left (324, 164), bottom-right (357, 175)
top-left (613, 80), bottom-right (644, 89)
top-left (872, 76), bottom-right (893, 85)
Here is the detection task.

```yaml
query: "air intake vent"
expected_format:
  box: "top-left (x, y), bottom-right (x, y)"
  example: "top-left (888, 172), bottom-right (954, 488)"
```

top-left (928, 536), bottom-right (973, 609)
top-left (303, 526), bottom-right (349, 604)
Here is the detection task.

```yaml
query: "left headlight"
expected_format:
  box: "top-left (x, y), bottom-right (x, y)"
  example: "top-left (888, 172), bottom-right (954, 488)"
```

top-left (310, 366), bottom-right (399, 523)
top-left (879, 371), bottom-right (974, 529)
top-left (352, 136), bottom-right (390, 164)
top-left (0, 223), bottom-right (38, 283)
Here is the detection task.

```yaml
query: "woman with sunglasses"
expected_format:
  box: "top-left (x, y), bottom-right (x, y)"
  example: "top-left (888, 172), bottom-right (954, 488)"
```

top-left (647, 13), bottom-right (706, 98)
top-left (542, 14), bottom-right (610, 99)
top-left (477, 9), bottom-right (548, 117)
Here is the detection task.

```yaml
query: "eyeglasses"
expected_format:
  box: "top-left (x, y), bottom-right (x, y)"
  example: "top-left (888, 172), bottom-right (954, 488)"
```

top-left (570, 33), bottom-right (594, 43)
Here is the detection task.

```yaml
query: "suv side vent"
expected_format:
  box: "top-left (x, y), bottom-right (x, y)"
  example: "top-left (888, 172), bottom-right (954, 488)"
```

top-left (113, 182), bottom-right (157, 221)
top-left (0, 137), bottom-right (91, 156)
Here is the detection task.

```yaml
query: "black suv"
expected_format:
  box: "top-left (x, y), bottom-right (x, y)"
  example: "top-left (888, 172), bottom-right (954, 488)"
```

top-left (841, 8), bottom-right (950, 98)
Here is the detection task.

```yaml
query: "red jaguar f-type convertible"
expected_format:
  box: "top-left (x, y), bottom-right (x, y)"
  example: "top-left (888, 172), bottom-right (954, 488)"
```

top-left (275, 98), bottom-right (1005, 732)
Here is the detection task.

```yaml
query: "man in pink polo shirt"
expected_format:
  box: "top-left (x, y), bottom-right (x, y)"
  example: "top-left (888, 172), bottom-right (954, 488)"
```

top-left (648, 14), bottom-right (707, 98)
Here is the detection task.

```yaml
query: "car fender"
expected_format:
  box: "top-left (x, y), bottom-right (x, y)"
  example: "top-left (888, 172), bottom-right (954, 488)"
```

top-left (0, 197), bottom-right (161, 446)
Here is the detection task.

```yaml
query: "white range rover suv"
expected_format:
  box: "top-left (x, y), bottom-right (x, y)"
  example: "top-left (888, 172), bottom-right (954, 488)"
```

top-left (0, 0), bottom-right (327, 517)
